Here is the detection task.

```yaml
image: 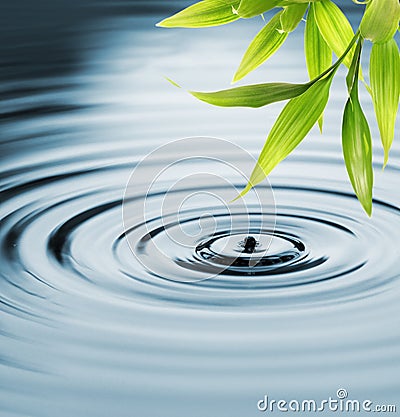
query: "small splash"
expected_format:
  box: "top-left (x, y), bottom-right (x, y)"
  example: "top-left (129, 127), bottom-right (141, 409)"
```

top-left (195, 231), bottom-right (306, 275)
top-left (240, 236), bottom-right (258, 253)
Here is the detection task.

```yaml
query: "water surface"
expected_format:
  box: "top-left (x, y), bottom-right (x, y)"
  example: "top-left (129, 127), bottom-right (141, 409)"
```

top-left (1, 2), bottom-right (399, 416)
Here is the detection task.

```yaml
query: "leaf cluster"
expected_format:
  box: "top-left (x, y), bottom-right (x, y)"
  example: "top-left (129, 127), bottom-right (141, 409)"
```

top-left (158, 0), bottom-right (400, 215)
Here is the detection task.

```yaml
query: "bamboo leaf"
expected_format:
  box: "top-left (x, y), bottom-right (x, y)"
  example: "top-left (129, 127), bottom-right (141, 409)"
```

top-left (304, 3), bottom-right (332, 131)
top-left (156, 0), bottom-right (240, 28)
top-left (176, 31), bottom-right (359, 110)
top-left (280, 3), bottom-right (308, 33)
top-left (360, 0), bottom-right (400, 44)
top-left (237, 0), bottom-right (317, 18)
top-left (313, 0), bottom-right (356, 69)
top-left (342, 41), bottom-right (373, 216)
top-left (279, 0), bottom-right (316, 3)
top-left (237, 0), bottom-right (280, 18)
top-left (233, 11), bottom-right (288, 83)
top-left (342, 100), bottom-right (373, 216)
top-left (190, 82), bottom-right (310, 107)
top-left (370, 39), bottom-right (400, 166)
top-left (345, 40), bottom-right (362, 93)
top-left (279, 0), bottom-right (320, 2)
top-left (240, 73), bottom-right (334, 195)
top-left (189, 33), bottom-right (359, 108)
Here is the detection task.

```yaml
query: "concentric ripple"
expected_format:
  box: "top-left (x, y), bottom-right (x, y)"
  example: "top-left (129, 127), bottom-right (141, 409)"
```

top-left (2, 125), bottom-right (400, 417)
top-left (1, 153), bottom-right (399, 312)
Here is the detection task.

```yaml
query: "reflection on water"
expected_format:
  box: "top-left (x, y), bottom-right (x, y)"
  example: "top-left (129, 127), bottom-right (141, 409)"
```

top-left (1, 2), bottom-right (399, 416)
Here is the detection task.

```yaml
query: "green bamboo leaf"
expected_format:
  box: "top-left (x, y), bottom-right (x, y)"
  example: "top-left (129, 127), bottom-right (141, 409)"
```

top-left (313, 0), bottom-right (356, 69)
top-left (240, 73), bottom-right (334, 195)
top-left (237, 0), bottom-right (316, 19)
top-left (360, 0), bottom-right (400, 44)
top-left (279, 0), bottom-right (317, 3)
top-left (189, 33), bottom-right (359, 108)
top-left (175, 31), bottom-right (358, 110)
top-left (370, 39), bottom-right (400, 166)
top-left (156, 0), bottom-right (240, 28)
top-left (237, 0), bottom-right (280, 18)
top-left (342, 100), bottom-right (373, 216)
top-left (304, 3), bottom-right (332, 131)
top-left (233, 11), bottom-right (288, 83)
top-left (280, 3), bottom-right (308, 33)
top-left (189, 82), bottom-right (310, 107)
top-left (345, 40), bottom-right (362, 93)
top-left (342, 40), bottom-right (373, 216)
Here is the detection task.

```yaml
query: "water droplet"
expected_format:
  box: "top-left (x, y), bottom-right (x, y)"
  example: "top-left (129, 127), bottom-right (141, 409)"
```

top-left (241, 236), bottom-right (257, 254)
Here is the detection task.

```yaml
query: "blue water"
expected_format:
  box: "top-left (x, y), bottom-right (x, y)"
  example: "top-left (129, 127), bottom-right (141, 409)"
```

top-left (1, 2), bottom-right (399, 416)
